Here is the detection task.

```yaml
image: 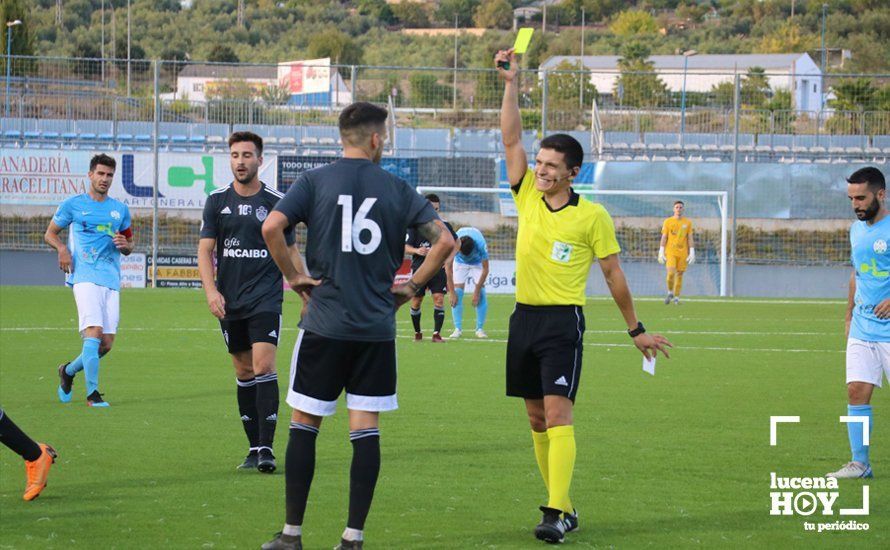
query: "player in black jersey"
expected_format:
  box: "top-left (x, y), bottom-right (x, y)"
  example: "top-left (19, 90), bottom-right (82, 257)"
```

top-left (260, 103), bottom-right (455, 550)
top-left (198, 132), bottom-right (297, 474)
top-left (405, 193), bottom-right (459, 342)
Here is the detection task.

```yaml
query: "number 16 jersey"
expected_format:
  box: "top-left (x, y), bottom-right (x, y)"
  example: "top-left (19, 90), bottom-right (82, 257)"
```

top-left (274, 158), bottom-right (437, 341)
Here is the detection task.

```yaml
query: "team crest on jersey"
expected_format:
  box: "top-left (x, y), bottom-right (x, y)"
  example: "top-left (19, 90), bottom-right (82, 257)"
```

top-left (874, 239), bottom-right (887, 254)
top-left (110, 210), bottom-right (121, 220)
top-left (256, 206), bottom-right (268, 222)
top-left (551, 241), bottom-right (573, 263)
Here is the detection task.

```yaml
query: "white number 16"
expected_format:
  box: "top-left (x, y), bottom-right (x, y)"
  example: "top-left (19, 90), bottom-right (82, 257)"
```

top-left (337, 195), bottom-right (382, 255)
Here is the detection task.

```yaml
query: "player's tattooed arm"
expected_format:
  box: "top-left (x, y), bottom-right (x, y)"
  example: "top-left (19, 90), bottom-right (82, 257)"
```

top-left (393, 219), bottom-right (455, 308)
top-left (416, 219), bottom-right (442, 245)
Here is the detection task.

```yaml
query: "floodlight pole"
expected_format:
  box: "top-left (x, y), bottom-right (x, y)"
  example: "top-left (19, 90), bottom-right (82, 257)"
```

top-left (453, 16), bottom-right (458, 112)
top-left (821, 3), bottom-right (827, 109)
top-left (127, 0), bottom-right (131, 97)
top-left (5, 20), bottom-right (22, 119)
top-left (680, 50), bottom-right (697, 147)
top-left (579, 8), bottom-right (585, 110)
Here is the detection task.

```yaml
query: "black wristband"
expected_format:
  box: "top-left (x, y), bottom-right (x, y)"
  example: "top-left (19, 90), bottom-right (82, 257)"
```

top-left (628, 322), bottom-right (646, 338)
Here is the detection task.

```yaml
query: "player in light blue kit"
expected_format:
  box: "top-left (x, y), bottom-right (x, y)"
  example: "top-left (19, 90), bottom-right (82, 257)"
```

top-left (828, 167), bottom-right (890, 479)
top-left (44, 154), bottom-right (134, 408)
top-left (449, 227), bottom-right (490, 339)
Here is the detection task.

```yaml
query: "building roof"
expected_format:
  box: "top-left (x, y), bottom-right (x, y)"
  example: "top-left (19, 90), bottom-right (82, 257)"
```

top-left (178, 64), bottom-right (277, 80)
top-left (540, 53), bottom-right (816, 73)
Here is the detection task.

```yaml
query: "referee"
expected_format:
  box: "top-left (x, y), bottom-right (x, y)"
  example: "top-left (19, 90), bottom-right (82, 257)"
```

top-left (496, 48), bottom-right (672, 544)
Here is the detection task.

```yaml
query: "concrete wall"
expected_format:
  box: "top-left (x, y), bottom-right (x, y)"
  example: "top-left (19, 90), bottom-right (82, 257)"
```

top-left (1, 250), bottom-right (65, 286)
top-left (2, 250), bottom-right (850, 299)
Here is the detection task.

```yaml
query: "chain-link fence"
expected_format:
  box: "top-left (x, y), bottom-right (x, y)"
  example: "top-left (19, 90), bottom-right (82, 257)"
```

top-left (1, 55), bottom-right (888, 295)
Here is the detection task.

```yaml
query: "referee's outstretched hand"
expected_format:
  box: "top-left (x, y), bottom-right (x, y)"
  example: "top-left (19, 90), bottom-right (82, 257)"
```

top-left (633, 333), bottom-right (672, 360)
top-left (287, 273), bottom-right (321, 303)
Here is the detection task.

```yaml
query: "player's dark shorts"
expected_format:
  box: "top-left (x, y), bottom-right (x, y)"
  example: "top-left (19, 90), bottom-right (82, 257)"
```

top-left (412, 267), bottom-right (448, 297)
top-left (506, 304), bottom-right (585, 402)
top-left (218, 311), bottom-right (281, 354)
top-left (286, 330), bottom-right (397, 417)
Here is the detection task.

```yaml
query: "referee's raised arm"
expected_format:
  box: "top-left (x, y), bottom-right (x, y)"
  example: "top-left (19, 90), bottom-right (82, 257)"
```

top-left (496, 48), bottom-right (528, 188)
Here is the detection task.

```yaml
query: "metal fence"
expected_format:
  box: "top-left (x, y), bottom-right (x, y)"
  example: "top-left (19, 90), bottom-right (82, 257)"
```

top-left (1, 55), bottom-right (889, 295)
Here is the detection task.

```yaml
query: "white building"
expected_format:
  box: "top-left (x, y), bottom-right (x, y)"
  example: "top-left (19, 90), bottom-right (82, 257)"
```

top-left (172, 60), bottom-right (352, 106)
top-left (174, 64), bottom-right (277, 103)
top-left (539, 53), bottom-right (823, 112)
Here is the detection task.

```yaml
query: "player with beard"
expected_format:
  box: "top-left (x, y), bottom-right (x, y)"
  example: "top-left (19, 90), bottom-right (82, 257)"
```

top-left (827, 167), bottom-right (890, 479)
top-left (198, 132), bottom-right (299, 473)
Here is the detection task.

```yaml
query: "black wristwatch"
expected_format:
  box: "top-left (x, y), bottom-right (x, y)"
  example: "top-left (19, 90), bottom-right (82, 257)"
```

top-left (628, 322), bottom-right (646, 338)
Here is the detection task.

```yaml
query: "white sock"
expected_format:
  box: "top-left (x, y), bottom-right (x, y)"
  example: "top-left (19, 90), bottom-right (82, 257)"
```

top-left (282, 524), bottom-right (301, 537)
top-left (342, 527), bottom-right (363, 541)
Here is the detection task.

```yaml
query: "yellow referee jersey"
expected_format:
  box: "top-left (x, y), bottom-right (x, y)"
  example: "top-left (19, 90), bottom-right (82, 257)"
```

top-left (662, 216), bottom-right (693, 255)
top-left (512, 169), bottom-right (621, 306)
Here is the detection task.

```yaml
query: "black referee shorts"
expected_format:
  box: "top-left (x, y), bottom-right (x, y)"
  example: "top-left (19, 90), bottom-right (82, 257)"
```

top-left (413, 268), bottom-right (448, 298)
top-left (219, 311), bottom-right (281, 354)
top-left (506, 304), bottom-right (585, 402)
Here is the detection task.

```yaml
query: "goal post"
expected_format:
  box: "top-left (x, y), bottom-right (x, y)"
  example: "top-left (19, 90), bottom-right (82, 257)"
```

top-left (417, 186), bottom-right (729, 297)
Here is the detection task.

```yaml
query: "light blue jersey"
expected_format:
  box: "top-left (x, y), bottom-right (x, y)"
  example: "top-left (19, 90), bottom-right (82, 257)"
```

top-left (850, 216), bottom-right (890, 342)
top-left (455, 227), bottom-right (489, 266)
top-left (52, 194), bottom-right (131, 291)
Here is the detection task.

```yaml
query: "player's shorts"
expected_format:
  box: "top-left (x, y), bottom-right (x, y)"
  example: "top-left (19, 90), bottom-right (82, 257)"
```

top-left (413, 268), bottom-right (448, 297)
top-left (506, 304), bottom-right (585, 402)
top-left (218, 311), bottom-right (281, 354)
top-left (287, 330), bottom-right (397, 417)
top-left (453, 262), bottom-right (483, 288)
top-left (666, 252), bottom-right (687, 271)
top-left (72, 282), bottom-right (120, 334)
top-left (846, 338), bottom-right (890, 387)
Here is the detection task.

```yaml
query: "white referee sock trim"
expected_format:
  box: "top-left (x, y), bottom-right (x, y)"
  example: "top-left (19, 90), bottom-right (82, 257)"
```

top-left (282, 524), bottom-right (301, 537)
top-left (342, 527), bottom-right (363, 541)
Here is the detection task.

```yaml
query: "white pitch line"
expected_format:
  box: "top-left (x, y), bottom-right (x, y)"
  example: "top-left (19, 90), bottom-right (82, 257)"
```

top-left (0, 326), bottom-right (842, 353)
top-left (395, 325), bottom-right (837, 336)
top-left (0, 326), bottom-right (840, 338)
top-left (392, 334), bottom-right (843, 354)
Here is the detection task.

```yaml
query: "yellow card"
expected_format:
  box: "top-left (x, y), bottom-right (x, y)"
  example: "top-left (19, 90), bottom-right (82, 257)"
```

top-left (513, 28), bottom-right (534, 55)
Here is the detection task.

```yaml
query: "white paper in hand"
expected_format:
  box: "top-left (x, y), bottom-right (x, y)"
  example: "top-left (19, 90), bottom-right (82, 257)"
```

top-left (643, 357), bottom-right (656, 376)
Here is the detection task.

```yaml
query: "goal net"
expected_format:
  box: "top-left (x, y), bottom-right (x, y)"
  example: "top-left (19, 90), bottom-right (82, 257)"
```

top-left (417, 186), bottom-right (728, 298)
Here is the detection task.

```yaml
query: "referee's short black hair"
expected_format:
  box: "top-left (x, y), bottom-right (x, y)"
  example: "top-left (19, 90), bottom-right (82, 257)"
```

top-left (339, 102), bottom-right (388, 146)
top-left (847, 167), bottom-right (886, 192)
top-left (425, 193), bottom-right (440, 203)
top-left (539, 133), bottom-right (584, 171)
top-left (459, 236), bottom-right (475, 256)
top-left (89, 154), bottom-right (116, 172)
top-left (228, 131), bottom-right (264, 155)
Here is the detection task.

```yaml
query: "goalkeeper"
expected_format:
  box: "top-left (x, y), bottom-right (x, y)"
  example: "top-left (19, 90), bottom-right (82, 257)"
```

top-left (658, 200), bottom-right (695, 305)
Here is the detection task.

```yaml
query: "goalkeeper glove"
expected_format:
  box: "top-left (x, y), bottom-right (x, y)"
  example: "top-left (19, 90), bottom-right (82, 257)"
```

top-left (657, 247), bottom-right (666, 264)
top-left (687, 248), bottom-right (695, 265)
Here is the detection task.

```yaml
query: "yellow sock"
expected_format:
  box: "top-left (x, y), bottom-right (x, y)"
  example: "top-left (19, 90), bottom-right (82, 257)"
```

top-left (532, 430), bottom-right (550, 492)
top-left (666, 271), bottom-right (675, 293)
top-left (546, 425), bottom-right (576, 513)
top-left (673, 272), bottom-right (684, 296)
